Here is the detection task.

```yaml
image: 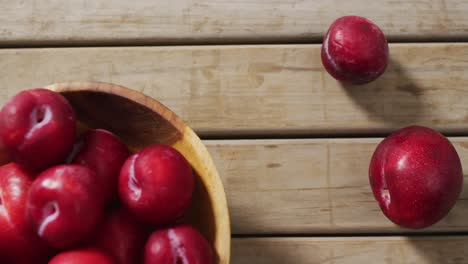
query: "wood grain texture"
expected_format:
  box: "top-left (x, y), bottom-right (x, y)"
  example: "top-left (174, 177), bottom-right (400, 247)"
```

top-left (205, 137), bottom-right (468, 234)
top-left (47, 82), bottom-right (230, 264)
top-left (1, 43), bottom-right (468, 136)
top-left (1, 0), bottom-right (468, 45)
top-left (231, 236), bottom-right (468, 264)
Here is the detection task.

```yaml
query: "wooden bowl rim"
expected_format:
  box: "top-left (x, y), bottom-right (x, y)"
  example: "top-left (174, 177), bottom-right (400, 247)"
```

top-left (46, 81), bottom-right (231, 263)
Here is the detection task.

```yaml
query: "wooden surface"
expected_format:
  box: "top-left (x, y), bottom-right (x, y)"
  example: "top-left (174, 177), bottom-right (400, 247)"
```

top-left (1, 43), bottom-right (468, 136)
top-left (47, 82), bottom-right (231, 264)
top-left (231, 236), bottom-right (468, 264)
top-left (207, 138), bottom-right (468, 234)
top-left (1, 0), bottom-right (468, 45)
top-left (4, 2), bottom-right (468, 262)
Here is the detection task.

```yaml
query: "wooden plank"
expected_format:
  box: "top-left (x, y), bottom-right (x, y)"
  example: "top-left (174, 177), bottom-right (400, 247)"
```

top-left (205, 138), bottom-right (468, 234)
top-left (1, 43), bottom-right (468, 136)
top-left (1, 1), bottom-right (468, 45)
top-left (231, 236), bottom-right (468, 264)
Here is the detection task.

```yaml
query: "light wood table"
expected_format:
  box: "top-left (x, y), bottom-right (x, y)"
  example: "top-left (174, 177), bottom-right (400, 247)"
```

top-left (2, 1), bottom-right (468, 263)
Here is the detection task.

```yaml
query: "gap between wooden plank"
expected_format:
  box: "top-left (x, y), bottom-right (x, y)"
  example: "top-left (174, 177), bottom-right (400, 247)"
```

top-left (1, 38), bottom-right (468, 49)
top-left (200, 131), bottom-right (468, 141)
top-left (231, 236), bottom-right (468, 264)
top-left (232, 231), bottom-right (468, 238)
top-left (2, 0), bottom-right (468, 47)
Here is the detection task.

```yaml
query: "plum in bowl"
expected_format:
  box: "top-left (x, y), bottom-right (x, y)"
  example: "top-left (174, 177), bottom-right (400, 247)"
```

top-left (46, 81), bottom-right (231, 264)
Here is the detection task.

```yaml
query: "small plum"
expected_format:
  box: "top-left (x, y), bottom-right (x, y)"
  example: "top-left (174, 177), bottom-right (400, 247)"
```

top-left (71, 129), bottom-right (129, 202)
top-left (369, 126), bottom-right (463, 229)
top-left (49, 249), bottom-right (114, 264)
top-left (0, 89), bottom-right (75, 174)
top-left (321, 16), bottom-right (389, 84)
top-left (94, 208), bottom-right (146, 264)
top-left (119, 145), bottom-right (194, 225)
top-left (27, 164), bottom-right (105, 248)
top-left (0, 163), bottom-right (51, 263)
top-left (144, 225), bottom-right (213, 264)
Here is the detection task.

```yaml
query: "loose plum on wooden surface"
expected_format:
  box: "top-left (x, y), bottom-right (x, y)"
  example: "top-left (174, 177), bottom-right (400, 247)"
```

top-left (369, 126), bottom-right (463, 229)
top-left (119, 145), bottom-right (194, 225)
top-left (321, 16), bottom-right (389, 84)
top-left (0, 89), bottom-right (75, 174)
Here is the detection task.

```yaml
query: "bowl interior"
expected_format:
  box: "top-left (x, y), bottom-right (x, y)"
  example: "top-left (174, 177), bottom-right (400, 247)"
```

top-left (47, 82), bottom-right (230, 263)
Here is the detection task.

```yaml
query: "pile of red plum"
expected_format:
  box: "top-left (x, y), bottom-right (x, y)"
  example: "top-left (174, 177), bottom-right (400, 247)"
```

top-left (0, 89), bottom-right (213, 264)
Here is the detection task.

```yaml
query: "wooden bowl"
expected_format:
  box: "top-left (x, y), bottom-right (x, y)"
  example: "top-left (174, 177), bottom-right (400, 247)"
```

top-left (46, 82), bottom-right (231, 264)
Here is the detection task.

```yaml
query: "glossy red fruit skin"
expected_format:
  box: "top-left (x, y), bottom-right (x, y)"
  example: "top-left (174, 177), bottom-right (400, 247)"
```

top-left (0, 88), bottom-right (76, 174)
top-left (49, 249), bottom-right (114, 264)
top-left (119, 145), bottom-right (194, 225)
top-left (0, 163), bottom-right (51, 263)
top-left (369, 126), bottom-right (463, 229)
top-left (71, 129), bottom-right (129, 202)
top-left (27, 164), bottom-right (105, 248)
top-left (321, 16), bottom-right (389, 84)
top-left (0, 142), bottom-right (11, 166)
top-left (94, 208), bottom-right (146, 264)
top-left (144, 225), bottom-right (213, 264)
